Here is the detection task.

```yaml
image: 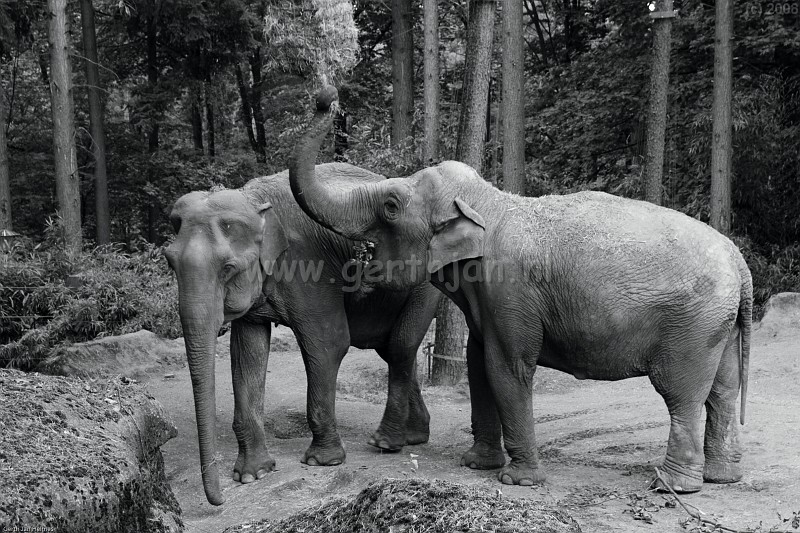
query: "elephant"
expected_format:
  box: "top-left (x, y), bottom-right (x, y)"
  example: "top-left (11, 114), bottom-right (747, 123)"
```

top-left (163, 164), bottom-right (441, 505)
top-left (288, 86), bottom-right (753, 493)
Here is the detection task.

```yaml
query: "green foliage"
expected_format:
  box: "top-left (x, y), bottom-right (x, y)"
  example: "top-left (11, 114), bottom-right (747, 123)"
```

top-left (0, 219), bottom-right (180, 370)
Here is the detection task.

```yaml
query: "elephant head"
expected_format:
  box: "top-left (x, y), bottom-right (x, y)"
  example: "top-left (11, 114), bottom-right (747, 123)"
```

top-left (289, 86), bottom-right (486, 291)
top-left (163, 189), bottom-right (287, 505)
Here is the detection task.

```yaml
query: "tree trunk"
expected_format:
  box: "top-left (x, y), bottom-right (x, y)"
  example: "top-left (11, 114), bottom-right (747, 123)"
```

top-left (391, 0), bottom-right (414, 147)
top-left (0, 95), bottom-right (11, 230)
top-left (80, 0), bottom-right (110, 244)
top-left (524, 0), bottom-right (549, 66)
top-left (191, 92), bottom-right (204, 155)
top-left (146, 5), bottom-right (160, 244)
top-left (48, 0), bottom-right (82, 253)
top-left (205, 88), bottom-right (215, 160)
top-left (710, 0), bottom-right (733, 234)
top-left (250, 47), bottom-right (267, 162)
top-left (432, 0), bottom-right (496, 386)
top-left (502, 0), bottom-right (525, 195)
top-left (422, 0), bottom-right (440, 164)
top-left (235, 62), bottom-right (258, 154)
top-left (643, 0), bottom-right (674, 206)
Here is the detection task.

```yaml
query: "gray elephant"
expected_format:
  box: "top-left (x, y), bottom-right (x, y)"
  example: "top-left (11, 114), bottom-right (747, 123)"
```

top-left (164, 165), bottom-right (441, 505)
top-left (288, 87), bottom-right (753, 493)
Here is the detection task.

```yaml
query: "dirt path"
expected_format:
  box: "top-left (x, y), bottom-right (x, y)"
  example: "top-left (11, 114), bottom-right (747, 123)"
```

top-left (142, 325), bottom-right (800, 533)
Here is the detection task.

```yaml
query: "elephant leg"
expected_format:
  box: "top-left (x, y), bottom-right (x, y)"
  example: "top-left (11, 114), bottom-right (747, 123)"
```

top-left (650, 336), bottom-right (726, 493)
top-left (369, 345), bottom-right (425, 451)
top-left (461, 334), bottom-right (506, 471)
top-left (369, 289), bottom-right (436, 451)
top-left (230, 319), bottom-right (275, 483)
top-left (296, 326), bottom-right (349, 467)
top-left (703, 326), bottom-right (743, 484)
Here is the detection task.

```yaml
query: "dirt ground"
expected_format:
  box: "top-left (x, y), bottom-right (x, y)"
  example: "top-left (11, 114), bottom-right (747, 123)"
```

top-left (142, 322), bottom-right (800, 533)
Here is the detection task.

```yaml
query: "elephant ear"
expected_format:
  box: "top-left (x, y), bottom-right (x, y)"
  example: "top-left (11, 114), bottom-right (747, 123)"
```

top-left (258, 203), bottom-right (289, 276)
top-left (427, 197), bottom-right (486, 273)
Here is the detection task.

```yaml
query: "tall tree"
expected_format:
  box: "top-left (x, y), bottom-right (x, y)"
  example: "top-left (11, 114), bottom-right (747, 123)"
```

top-left (47, 0), bottom-right (81, 252)
top-left (0, 93), bottom-right (10, 230)
top-left (643, 0), bottom-right (674, 205)
top-left (432, 0), bottom-right (496, 386)
top-left (501, 0), bottom-right (525, 195)
top-left (145, 0), bottom-right (161, 243)
top-left (710, 0), bottom-right (733, 234)
top-left (391, 0), bottom-right (413, 146)
top-left (80, 0), bottom-right (110, 244)
top-left (422, 0), bottom-right (439, 164)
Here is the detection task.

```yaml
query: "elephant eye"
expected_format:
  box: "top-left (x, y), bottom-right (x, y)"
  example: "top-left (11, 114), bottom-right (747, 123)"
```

top-left (383, 198), bottom-right (401, 221)
top-left (222, 263), bottom-right (237, 278)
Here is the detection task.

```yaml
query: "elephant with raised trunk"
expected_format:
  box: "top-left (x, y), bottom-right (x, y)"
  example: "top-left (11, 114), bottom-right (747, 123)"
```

top-left (289, 86), bottom-right (753, 493)
top-left (164, 165), bottom-right (441, 505)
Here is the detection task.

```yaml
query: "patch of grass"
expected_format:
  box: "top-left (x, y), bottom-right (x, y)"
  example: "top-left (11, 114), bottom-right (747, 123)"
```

top-left (225, 478), bottom-right (582, 533)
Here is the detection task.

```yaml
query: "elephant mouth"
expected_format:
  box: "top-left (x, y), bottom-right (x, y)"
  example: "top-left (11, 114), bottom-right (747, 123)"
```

top-left (353, 240), bottom-right (375, 268)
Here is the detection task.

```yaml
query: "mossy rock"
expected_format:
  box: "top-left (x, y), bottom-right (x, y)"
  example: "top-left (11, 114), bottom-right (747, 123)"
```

top-left (0, 369), bottom-right (183, 532)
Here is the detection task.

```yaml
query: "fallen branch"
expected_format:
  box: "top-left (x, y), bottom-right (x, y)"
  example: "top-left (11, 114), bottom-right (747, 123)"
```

top-left (653, 468), bottom-right (795, 533)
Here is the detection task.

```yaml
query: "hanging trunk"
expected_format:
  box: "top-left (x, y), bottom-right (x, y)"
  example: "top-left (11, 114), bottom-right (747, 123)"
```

top-left (175, 263), bottom-right (225, 506)
top-left (48, 0), bottom-right (82, 253)
top-left (643, 0), bottom-right (674, 206)
top-left (146, 6), bottom-right (160, 244)
top-left (235, 62), bottom-right (258, 154)
top-left (250, 47), bottom-right (267, 162)
top-left (433, 0), bottom-right (496, 386)
top-left (422, 0), bottom-right (440, 164)
top-left (0, 95), bottom-right (11, 230)
top-left (391, 0), bottom-right (414, 147)
top-left (205, 88), bottom-right (215, 160)
top-left (710, 0), bottom-right (733, 234)
top-left (80, 0), bottom-right (110, 244)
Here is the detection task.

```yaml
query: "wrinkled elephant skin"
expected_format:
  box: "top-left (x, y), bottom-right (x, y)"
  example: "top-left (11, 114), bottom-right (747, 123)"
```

top-left (288, 86), bottom-right (753, 494)
top-left (164, 166), bottom-right (441, 505)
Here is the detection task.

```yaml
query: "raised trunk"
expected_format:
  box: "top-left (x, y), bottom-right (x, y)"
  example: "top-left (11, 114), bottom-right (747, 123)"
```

top-left (80, 0), bottom-right (110, 244)
top-left (177, 275), bottom-right (225, 506)
top-left (289, 88), bottom-right (377, 239)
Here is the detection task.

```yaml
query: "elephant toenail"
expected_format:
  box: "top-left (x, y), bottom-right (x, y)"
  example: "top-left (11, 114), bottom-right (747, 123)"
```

top-left (257, 469), bottom-right (268, 479)
top-left (241, 474), bottom-right (254, 483)
top-left (501, 474), bottom-right (513, 484)
top-left (232, 472), bottom-right (240, 482)
top-left (470, 462), bottom-right (478, 469)
top-left (520, 479), bottom-right (534, 486)
top-left (306, 458), bottom-right (319, 466)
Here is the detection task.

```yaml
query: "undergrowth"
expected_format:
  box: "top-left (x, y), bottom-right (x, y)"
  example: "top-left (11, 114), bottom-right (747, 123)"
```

top-left (1, 219), bottom-right (180, 370)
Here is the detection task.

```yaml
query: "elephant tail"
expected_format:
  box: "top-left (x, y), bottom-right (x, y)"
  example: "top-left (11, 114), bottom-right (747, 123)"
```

top-left (737, 269), bottom-right (753, 425)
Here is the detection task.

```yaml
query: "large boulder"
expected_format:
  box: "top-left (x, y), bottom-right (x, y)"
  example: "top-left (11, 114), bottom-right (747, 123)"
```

top-left (0, 370), bottom-right (182, 532)
top-left (757, 292), bottom-right (800, 338)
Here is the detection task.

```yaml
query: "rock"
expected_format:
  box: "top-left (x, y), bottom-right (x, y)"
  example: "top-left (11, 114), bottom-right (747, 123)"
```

top-left (758, 292), bottom-right (800, 337)
top-left (37, 330), bottom-right (189, 379)
top-left (0, 369), bottom-right (182, 532)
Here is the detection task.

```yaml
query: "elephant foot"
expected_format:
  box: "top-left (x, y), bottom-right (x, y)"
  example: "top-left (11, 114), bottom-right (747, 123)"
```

top-left (460, 442), bottom-right (506, 470)
top-left (368, 429), bottom-right (405, 452)
top-left (404, 428), bottom-right (430, 446)
top-left (301, 441), bottom-right (346, 466)
top-left (703, 460), bottom-right (742, 484)
top-left (653, 460), bottom-right (704, 493)
top-left (233, 448), bottom-right (276, 484)
top-left (498, 460), bottom-right (546, 486)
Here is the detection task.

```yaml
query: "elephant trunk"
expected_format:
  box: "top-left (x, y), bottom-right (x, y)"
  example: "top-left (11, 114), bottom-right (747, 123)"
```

top-left (179, 282), bottom-right (225, 505)
top-left (289, 86), bottom-right (377, 240)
